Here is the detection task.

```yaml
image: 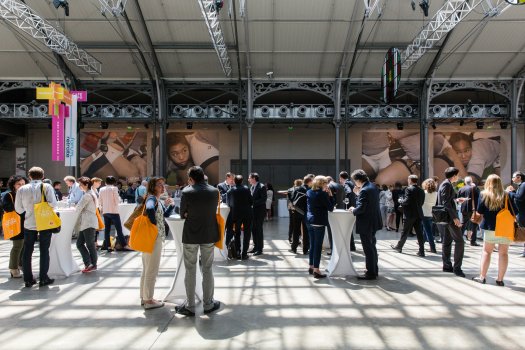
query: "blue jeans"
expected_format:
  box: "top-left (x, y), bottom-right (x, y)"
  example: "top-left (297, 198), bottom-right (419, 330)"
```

top-left (422, 217), bottom-right (436, 251)
top-left (103, 213), bottom-right (127, 247)
top-left (308, 225), bottom-right (325, 268)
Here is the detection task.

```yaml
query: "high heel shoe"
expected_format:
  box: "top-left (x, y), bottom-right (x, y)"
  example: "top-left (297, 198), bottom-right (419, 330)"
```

top-left (495, 280), bottom-right (505, 287)
top-left (10, 269), bottom-right (22, 278)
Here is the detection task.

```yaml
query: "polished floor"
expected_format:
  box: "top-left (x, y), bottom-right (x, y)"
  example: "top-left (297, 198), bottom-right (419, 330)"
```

top-left (1, 218), bottom-right (525, 350)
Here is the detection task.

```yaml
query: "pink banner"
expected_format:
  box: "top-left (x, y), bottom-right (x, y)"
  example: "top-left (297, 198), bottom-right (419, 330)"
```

top-left (71, 91), bottom-right (87, 102)
top-left (52, 106), bottom-right (65, 161)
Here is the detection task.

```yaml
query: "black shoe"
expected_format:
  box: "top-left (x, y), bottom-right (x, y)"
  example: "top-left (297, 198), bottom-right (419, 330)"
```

top-left (241, 254), bottom-right (249, 260)
top-left (24, 279), bottom-right (37, 288)
top-left (390, 244), bottom-right (402, 253)
top-left (253, 251), bottom-right (262, 256)
top-left (442, 266), bottom-right (454, 273)
top-left (39, 278), bottom-right (55, 287)
top-left (495, 280), bottom-right (505, 287)
top-left (454, 270), bottom-right (466, 278)
top-left (313, 272), bottom-right (327, 279)
top-left (472, 276), bottom-right (486, 284)
top-left (357, 274), bottom-right (377, 280)
top-left (470, 242), bottom-right (480, 246)
top-left (303, 251), bottom-right (309, 255)
top-left (247, 249), bottom-right (256, 254)
top-left (308, 267), bottom-right (313, 275)
top-left (204, 301), bottom-right (221, 314)
top-left (175, 305), bottom-right (195, 317)
top-left (417, 251), bottom-right (425, 257)
top-left (429, 248), bottom-right (437, 254)
top-left (288, 249), bottom-right (297, 254)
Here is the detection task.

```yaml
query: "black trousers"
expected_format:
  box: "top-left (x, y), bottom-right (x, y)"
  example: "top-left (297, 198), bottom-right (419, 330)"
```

top-left (225, 212), bottom-right (234, 245)
top-left (395, 208), bottom-right (403, 230)
top-left (438, 223), bottom-right (464, 271)
top-left (462, 211), bottom-right (478, 244)
top-left (288, 209), bottom-right (294, 242)
top-left (23, 229), bottom-right (52, 283)
top-left (359, 230), bottom-right (378, 277)
top-left (233, 215), bottom-right (252, 255)
top-left (252, 206), bottom-right (266, 252)
top-left (397, 216), bottom-right (425, 252)
top-left (291, 212), bottom-right (309, 254)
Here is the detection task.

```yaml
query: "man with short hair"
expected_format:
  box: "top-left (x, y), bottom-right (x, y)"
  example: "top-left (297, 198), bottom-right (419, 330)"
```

top-left (437, 167), bottom-right (466, 277)
top-left (507, 171), bottom-right (525, 257)
top-left (349, 169), bottom-right (382, 280)
top-left (15, 166), bottom-right (57, 288)
top-left (64, 175), bottom-right (83, 205)
top-left (176, 166), bottom-right (221, 316)
top-left (458, 176), bottom-right (480, 246)
top-left (248, 172), bottom-right (267, 256)
top-left (290, 176), bottom-right (312, 254)
top-left (135, 180), bottom-right (147, 204)
top-left (391, 175), bottom-right (426, 256)
top-left (99, 176), bottom-right (131, 251)
top-left (227, 175), bottom-right (253, 260)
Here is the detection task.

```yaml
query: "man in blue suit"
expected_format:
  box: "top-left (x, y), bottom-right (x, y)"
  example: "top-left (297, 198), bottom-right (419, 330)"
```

top-left (349, 169), bottom-right (382, 280)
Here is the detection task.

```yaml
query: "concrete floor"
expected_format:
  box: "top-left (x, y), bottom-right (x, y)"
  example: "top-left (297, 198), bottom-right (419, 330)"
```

top-left (1, 219), bottom-right (525, 350)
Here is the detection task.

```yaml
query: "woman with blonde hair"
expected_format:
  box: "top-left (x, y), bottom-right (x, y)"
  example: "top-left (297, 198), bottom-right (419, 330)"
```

top-left (473, 174), bottom-right (517, 286)
top-left (306, 175), bottom-right (335, 278)
top-left (421, 178), bottom-right (437, 253)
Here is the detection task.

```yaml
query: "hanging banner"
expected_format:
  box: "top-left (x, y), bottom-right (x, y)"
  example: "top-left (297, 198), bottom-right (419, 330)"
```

top-left (65, 94), bottom-right (78, 167)
top-left (52, 106), bottom-right (65, 161)
top-left (381, 47), bottom-right (401, 104)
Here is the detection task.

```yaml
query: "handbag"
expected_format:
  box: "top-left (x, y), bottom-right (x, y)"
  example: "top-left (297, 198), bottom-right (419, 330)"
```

top-left (215, 192), bottom-right (225, 249)
top-left (494, 195), bottom-right (515, 241)
top-left (129, 204), bottom-right (157, 253)
top-left (34, 184), bottom-right (61, 232)
top-left (124, 202), bottom-right (145, 231)
top-left (292, 190), bottom-right (306, 216)
top-left (2, 193), bottom-right (21, 239)
top-left (89, 194), bottom-right (105, 230)
top-left (507, 197), bottom-right (525, 243)
top-left (470, 194), bottom-right (482, 225)
top-left (431, 188), bottom-right (450, 224)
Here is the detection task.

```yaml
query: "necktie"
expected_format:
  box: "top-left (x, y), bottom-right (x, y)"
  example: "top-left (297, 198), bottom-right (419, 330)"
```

top-left (251, 185), bottom-right (255, 195)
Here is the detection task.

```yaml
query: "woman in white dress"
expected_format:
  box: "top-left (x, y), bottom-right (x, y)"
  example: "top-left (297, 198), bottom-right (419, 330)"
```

top-left (266, 183), bottom-right (274, 221)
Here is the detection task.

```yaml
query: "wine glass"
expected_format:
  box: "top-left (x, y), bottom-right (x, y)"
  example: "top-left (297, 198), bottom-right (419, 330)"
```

top-left (344, 198), bottom-right (349, 210)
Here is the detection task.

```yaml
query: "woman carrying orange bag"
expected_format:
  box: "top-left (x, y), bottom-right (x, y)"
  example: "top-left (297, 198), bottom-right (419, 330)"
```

top-left (140, 177), bottom-right (175, 310)
top-left (472, 174), bottom-right (518, 287)
top-left (2, 175), bottom-right (27, 278)
top-left (75, 177), bottom-right (99, 273)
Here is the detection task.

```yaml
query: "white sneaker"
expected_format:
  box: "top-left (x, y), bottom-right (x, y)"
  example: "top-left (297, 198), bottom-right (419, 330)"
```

top-left (143, 300), bottom-right (164, 310)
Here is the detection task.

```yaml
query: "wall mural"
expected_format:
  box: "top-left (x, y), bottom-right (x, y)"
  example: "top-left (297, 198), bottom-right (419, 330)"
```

top-left (166, 131), bottom-right (219, 186)
top-left (79, 131), bottom-right (147, 180)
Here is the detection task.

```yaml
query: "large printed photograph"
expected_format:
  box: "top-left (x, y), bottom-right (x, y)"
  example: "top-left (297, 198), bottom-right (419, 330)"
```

top-left (362, 130), bottom-right (505, 185)
top-left (166, 131), bottom-right (219, 186)
top-left (79, 131), bottom-right (147, 179)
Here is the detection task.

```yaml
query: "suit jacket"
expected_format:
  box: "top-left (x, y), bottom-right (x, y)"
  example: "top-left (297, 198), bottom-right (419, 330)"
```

top-left (509, 182), bottom-right (525, 224)
top-left (329, 182), bottom-right (345, 209)
top-left (457, 185), bottom-right (480, 214)
top-left (352, 181), bottom-right (382, 234)
top-left (217, 181), bottom-right (231, 203)
top-left (180, 182), bottom-right (220, 244)
top-left (227, 185), bottom-right (253, 220)
top-left (250, 182), bottom-right (267, 210)
top-left (437, 179), bottom-right (458, 222)
top-left (400, 184), bottom-right (425, 219)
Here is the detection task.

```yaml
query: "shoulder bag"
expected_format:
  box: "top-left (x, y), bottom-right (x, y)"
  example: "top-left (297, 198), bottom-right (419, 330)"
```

top-left (89, 194), bottom-right (105, 231)
top-left (34, 184), bottom-right (61, 233)
top-left (494, 195), bottom-right (515, 241)
top-left (124, 201), bottom-right (146, 231)
top-left (431, 188), bottom-right (450, 224)
top-left (507, 196), bottom-right (525, 243)
top-left (2, 193), bottom-right (21, 239)
top-left (129, 204), bottom-right (157, 253)
top-left (470, 191), bottom-right (482, 225)
top-left (215, 192), bottom-right (225, 249)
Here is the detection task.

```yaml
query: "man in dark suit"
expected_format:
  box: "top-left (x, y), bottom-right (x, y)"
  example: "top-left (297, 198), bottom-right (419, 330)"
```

top-left (457, 176), bottom-right (480, 246)
top-left (349, 169), bottom-right (382, 280)
top-left (391, 175), bottom-right (426, 256)
top-left (437, 167), bottom-right (466, 277)
top-left (507, 171), bottom-right (525, 257)
top-left (290, 176), bottom-right (312, 254)
top-left (176, 166), bottom-right (221, 316)
top-left (227, 175), bottom-right (253, 260)
top-left (248, 172), bottom-right (267, 256)
top-left (217, 172), bottom-right (234, 246)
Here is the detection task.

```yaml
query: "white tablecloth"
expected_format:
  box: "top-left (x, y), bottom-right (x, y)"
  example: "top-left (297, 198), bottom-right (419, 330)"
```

top-left (164, 215), bottom-right (203, 302)
top-left (49, 208), bottom-right (80, 277)
top-left (326, 209), bottom-right (358, 277)
top-left (118, 203), bottom-right (137, 235)
top-left (278, 198), bottom-right (289, 218)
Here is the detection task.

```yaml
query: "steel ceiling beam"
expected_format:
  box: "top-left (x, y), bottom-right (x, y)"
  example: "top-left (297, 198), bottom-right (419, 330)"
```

top-left (0, 0), bottom-right (101, 75)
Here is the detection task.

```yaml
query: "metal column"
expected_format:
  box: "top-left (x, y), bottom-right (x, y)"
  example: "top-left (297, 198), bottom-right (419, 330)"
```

top-left (420, 80), bottom-right (431, 180)
top-left (511, 78), bottom-right (524, 173)
top-left (334, 79), bottom-right (342, 176)
top-left (246, 78), bottom-right (253, 174)
top-left (156, 78), bottom-right (167, 176)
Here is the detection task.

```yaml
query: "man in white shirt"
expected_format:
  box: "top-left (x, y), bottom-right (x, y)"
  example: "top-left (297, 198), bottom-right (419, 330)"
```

top-left (15, 166), bottom-right (57, 288)
top-left (99, 175), bottom-right (131, 251)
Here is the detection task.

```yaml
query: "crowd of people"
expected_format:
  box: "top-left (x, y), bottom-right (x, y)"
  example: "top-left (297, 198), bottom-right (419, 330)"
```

top-left (1, 162), bottom-right (524, 316)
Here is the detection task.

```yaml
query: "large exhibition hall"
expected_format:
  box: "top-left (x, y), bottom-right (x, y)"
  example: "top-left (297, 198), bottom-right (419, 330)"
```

top-left (0, 0), bottom-right (525, 349)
